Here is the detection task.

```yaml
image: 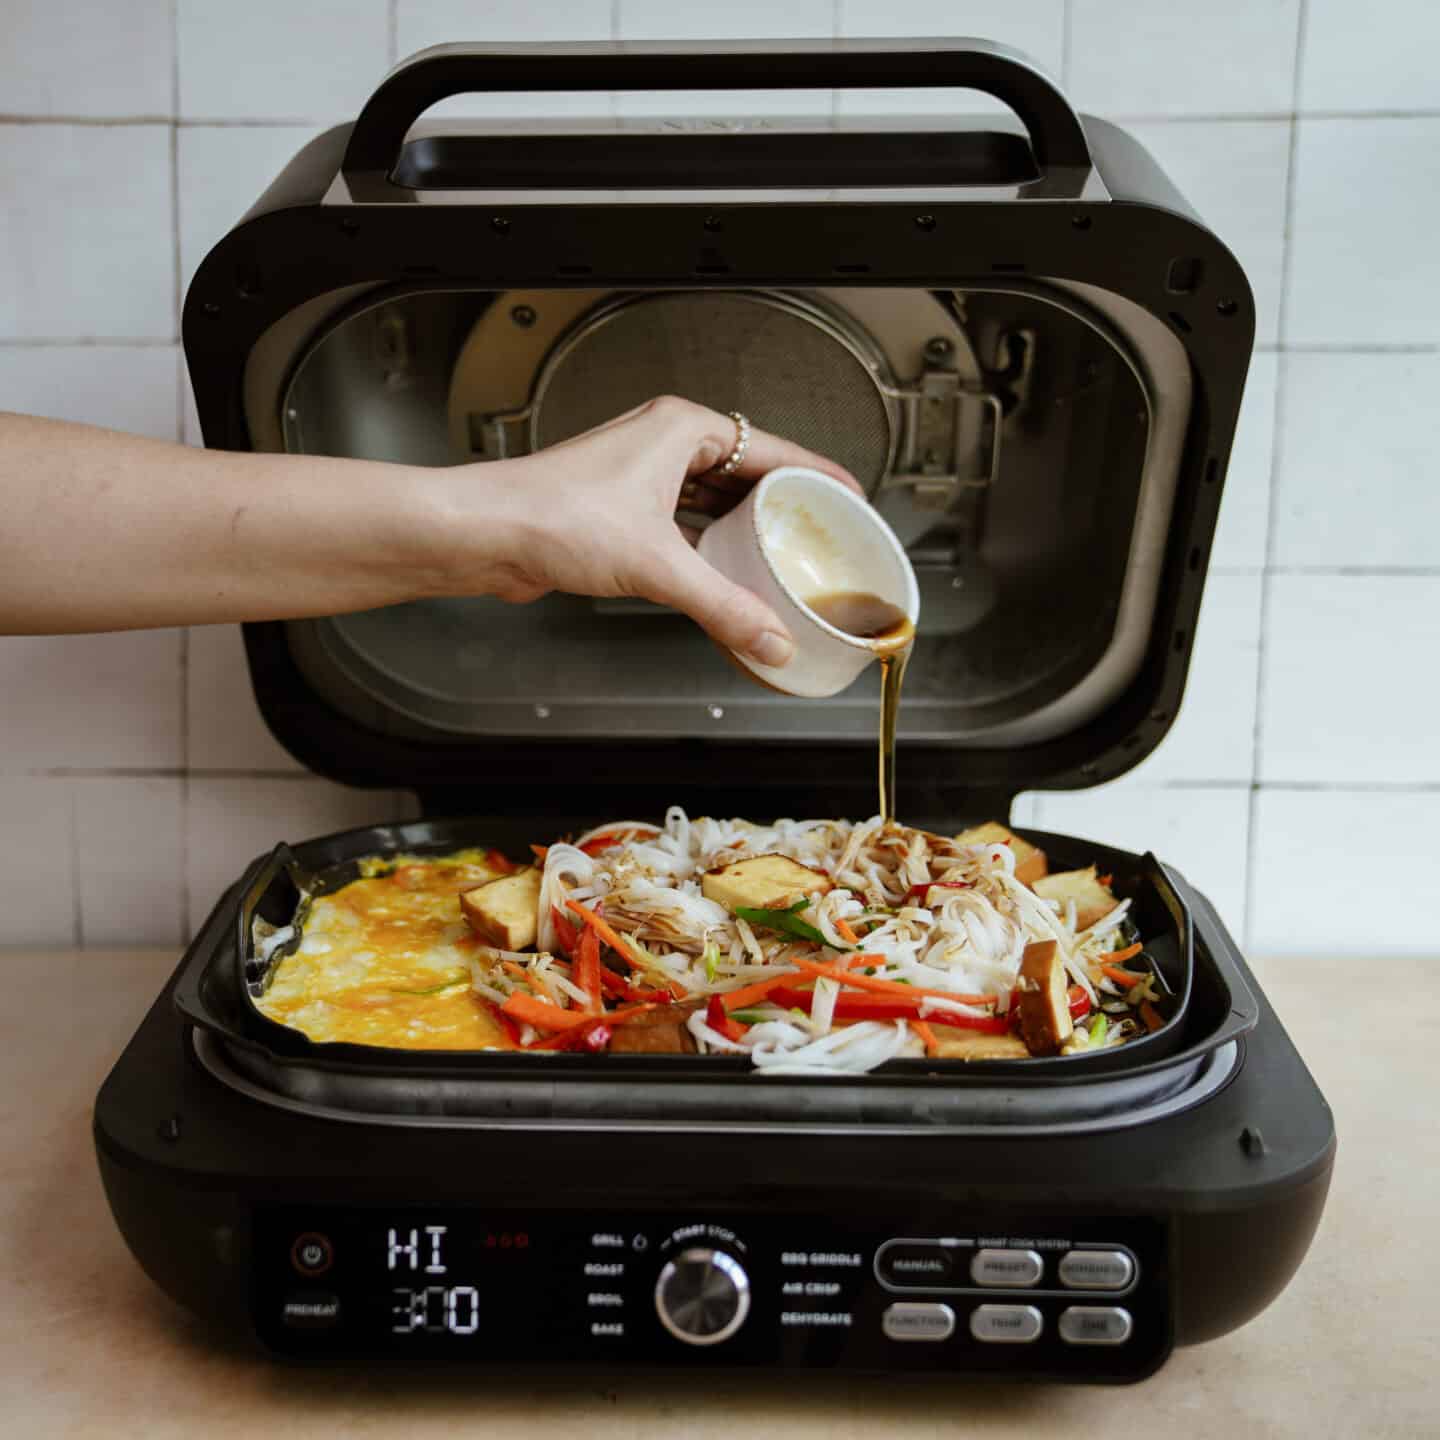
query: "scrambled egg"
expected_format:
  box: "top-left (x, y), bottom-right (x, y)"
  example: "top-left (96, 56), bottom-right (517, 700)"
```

top-left (254, 850), bottom-right (517, 1050)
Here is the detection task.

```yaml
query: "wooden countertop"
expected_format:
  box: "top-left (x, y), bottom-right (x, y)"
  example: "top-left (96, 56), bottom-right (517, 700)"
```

top-left (2, 949), bottom-right (1435, 1437)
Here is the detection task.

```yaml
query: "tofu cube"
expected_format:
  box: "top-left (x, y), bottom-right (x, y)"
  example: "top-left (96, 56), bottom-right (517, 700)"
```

top-left (700, 854), bottom-right (833, 912)
top-left (931, 1029), bottom-right (1030, 1061)
top-left (459, 866), bottom-right (542, 950)
top-left (1032, 866), bottom-right (1119, 931)
top-left (1015, 939), bottom-right (1075, 1057)
top-left (955, 821), bottom-right (1049, 887)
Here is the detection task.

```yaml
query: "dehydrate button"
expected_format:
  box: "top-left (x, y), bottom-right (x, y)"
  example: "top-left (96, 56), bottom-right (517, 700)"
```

top-left (969, 1304), bottom-right (1043, 1344)
top-left (1059, 1306), bottom-right (1133, 1346)
top-left (1058, 1249), bottom-right (1134, 1292)
top-left (971, 1248), bottom-right (1043, 1288)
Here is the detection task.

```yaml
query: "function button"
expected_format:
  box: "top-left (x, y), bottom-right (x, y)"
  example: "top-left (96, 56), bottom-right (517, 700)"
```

top-left (877, 1242), bottom-right (956, 1288)
top-left (281, 1292), bottom-right (341, 1330)
top-left (970, 1248), bottom-right (1043, 1288)
top-left (1059, 1306), bottom-right (1133, 1346)
top-left (882, 1302), bottom-right (956, 1342)
top-left (290, 1232), bottom-right (334, 1277)
top-left (1058, 1249), bottom-right (1135, 1292)
top-left (969, 1304), bottom-right (1043, 1344)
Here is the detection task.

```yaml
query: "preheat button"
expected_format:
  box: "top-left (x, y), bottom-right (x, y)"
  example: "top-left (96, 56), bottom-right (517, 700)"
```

top-left (1058, 1249), bottom-right (1135, 1291)
top-left (970, 1304), bottom-right (1043, 1344)
top-left (877, 1241), bottom-right (956, 1288)
top-left (282, 1292), bottom-right (341, 1330)
top-left (971, 1248), bottom-right (1043, 1288)
top-left (1059, 1306), bottom-right (1133, 1346)
top-left (882, 1302), bottom-right (956, 1342)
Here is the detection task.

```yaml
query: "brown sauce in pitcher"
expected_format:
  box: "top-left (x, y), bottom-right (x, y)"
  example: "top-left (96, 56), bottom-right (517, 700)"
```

top-left (807, 591), bottom-right (915, 823)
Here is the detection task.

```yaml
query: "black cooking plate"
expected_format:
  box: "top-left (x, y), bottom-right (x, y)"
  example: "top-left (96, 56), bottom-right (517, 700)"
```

top-left (173, 816), bottom-right (1253, 1090)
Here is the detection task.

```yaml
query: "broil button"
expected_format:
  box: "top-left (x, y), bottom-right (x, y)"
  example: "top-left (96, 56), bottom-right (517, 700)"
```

top-left (882, 1302), bottom-right (955, 1342)
top-left (969, 1304), bottom-right (1043, 1344)
top-left (1059, 1306), bottom-right (1133, 1346)
top-left (971, 1248), bottom-right (1043, 1288)
top-left (282, 1292), bottom-right (341, 1330)
top-left (1058, 1249), bottom-right (1135, 1291)
top-left (877, 1242), bottom-right (956, 1288)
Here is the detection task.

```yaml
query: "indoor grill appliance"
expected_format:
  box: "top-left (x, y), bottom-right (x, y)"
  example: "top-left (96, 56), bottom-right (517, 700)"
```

top-left (95, 40), bottom-right (1335, 1383)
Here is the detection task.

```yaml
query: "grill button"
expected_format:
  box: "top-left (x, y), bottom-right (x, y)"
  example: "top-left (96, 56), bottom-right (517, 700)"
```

top-left (970, 1248), bottom-right (1044, 1288)
top-left (969, 1304), bottom-right (1043, 1344)
top-left (1058, 1249), bottom-right (1135, 1292)
top-left (1059, 1306), bottom-right (1134, 1346)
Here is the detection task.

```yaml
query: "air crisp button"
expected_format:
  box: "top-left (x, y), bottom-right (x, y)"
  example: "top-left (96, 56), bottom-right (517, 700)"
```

top-left (970, 1248), bottom-right (1043, 1288)
top-left (1059, 1306), bottom-right (1133, 1346)
top-left (969, 1304), bottom-right (1043, 1344)
top-left (1058, 1249), bottom-right (1135, 1291)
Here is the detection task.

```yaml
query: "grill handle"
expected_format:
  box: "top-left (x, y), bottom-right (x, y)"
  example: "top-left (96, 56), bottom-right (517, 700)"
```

top-left (342, 38), bottom-right (1092, 181)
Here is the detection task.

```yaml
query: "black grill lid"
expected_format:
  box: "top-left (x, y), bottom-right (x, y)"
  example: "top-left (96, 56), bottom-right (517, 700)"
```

top-left (183, 39), bottom-right (1254, 820)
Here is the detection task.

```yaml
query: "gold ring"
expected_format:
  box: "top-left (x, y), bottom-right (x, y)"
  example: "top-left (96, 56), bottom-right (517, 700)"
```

top-left (715, 411), bottom-right (752, 476)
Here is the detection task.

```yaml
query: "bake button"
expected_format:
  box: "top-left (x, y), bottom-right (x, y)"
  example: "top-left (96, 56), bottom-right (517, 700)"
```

top-left (970, 1248), bottom-right (1043, 1288)
top-left (969, 1304), bottom-right (1043, 1344)
top-left (877, 1242), bottom-right (955, 1288)
top-left (290, 1232), bottom-right (334, 1277)
top-left (1058, 1249), bottom-right (1135, 1291)
top-left (1059, 1306), bottom-right (1133, 1346)
top-left (281, 1292), bottom-right (341, 1330)
top-left (882, 1302), bottom-right (956, 1342)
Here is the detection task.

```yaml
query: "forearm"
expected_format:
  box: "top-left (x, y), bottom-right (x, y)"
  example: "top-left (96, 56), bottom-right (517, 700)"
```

top-left (0, 414), bottom-right (510, 635)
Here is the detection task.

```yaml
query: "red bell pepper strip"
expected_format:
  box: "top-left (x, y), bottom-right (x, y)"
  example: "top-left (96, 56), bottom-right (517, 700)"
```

top-left (706, 995), bottom-right (749, 1043)
top-left (573, 921), bottom-right (602, 1011)
top-left (903, 881), bottom-right (971, 902)
top-left (565, 899), bottom-right (642, 970)
top-left (1068, 985), bottom-right (1093, 1021)
top-left (719, 971), bottom-right (806, 1012)
top-left (758, 985), bottom-right (1012, 1034)
top-left (550, 905), bottom-right (579, 958)
top-left (788, 955), bottom-right (994, 1008)
top-left (527, 1019), bottom-right (615, 1052)
top-left (485, 849), bottom-right (518, 875)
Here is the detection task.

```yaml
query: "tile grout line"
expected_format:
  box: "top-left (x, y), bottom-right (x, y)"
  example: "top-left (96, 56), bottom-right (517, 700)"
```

top-left (1244, 0), bottom-right (1309, 953)
top-left (169, 0), bottom-right (182, 347)
top-left (1060, 0), bottom-right (1074, 88)
top-left (69, 782), bottom-right (85, 949)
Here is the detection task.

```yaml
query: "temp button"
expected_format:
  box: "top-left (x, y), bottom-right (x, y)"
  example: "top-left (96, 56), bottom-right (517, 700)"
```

top-left (882, 1303), bottom-right (956, 1342)
top-left (971, 1248), bottom-right (1043, 1288)
top-left (1059, 1249), bottom-right (1135, 1291)
top-left (1059, 1306), bottom-right (1133, 1346)
top-left (970, 1304), bottom-right (1043, 1344)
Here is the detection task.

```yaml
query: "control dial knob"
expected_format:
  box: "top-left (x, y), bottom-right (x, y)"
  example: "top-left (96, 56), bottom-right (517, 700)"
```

top-left (654, 1247), bottom-right (751, 1346)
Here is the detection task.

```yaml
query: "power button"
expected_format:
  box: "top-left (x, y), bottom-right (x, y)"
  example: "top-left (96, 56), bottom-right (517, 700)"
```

top-left (291, 1232), bottom-right (334, 1277)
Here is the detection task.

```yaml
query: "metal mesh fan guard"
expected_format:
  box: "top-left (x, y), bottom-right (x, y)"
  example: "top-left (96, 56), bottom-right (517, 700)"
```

top-left (529, 292), bottom-right (895, 491)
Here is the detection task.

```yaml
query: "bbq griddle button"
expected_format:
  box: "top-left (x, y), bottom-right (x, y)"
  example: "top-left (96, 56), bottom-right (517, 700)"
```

top-left (654, 1247), bottom-right (751, 1346)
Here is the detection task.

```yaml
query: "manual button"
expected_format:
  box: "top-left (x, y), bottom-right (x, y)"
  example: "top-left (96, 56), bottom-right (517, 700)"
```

top-left (969, 1304), bottom-right (1043, 1343)
top-left (971, 1248), bottom-right (1043, 1288)
top-left (1058, 1249), bottom-right (1135, 1291)
top-left (877, 1242), bottom-right (956, 1288)
top-left (882, 1302), bottom-right (955, 1342)
top-left (1059, 1306), bottom-right (1133, 1346)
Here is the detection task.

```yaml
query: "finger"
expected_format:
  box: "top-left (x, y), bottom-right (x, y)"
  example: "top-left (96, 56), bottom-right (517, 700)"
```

top-left (644, 536), bottom-right (795, 670)
top-left (677, 476), bottom-right (746, 518)
top-left (720, 424), bottom-right (865, 499)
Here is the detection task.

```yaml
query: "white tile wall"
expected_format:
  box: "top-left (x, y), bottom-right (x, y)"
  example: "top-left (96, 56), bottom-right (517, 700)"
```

top-left (177, 0), bottom-right (390, 121)
top-left (0, 124), bottom-right (174, 340)
top-left (1, 5), bottom-right (1435, 957)
top-left (1260, 576), bottom-right (1439, 786)
top-left (0, 2), bottom-right (175, 119)
top-left (1274, 352), bottom-right (1440, 570)
top-left (1288, 117), bottom-right (1440, 346)
top-left (1069, 0), bottom-right (1300, 118)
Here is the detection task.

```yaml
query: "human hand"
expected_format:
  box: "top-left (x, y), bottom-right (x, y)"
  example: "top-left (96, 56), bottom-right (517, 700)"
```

top-left (439, 396), bottom-right (861, 670)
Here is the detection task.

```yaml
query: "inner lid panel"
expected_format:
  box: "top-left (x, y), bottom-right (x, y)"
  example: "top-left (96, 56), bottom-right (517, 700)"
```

top-left (251, 281), bottom-right (1189, 748)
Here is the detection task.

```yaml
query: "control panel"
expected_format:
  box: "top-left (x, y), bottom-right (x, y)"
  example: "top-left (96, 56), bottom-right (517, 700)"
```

top-left (255, 1210), bottom-right (1169, 1379)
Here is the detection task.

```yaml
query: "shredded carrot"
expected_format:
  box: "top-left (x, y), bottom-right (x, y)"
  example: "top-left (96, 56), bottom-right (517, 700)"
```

top-left (911, 1018), bottom-right (939, 1055)
top-left (530, 844), bottom-right (549, 862)
top-left (1101, 964), bottom-right (1144, 988)
top-left (565, 898), bottom-right (641, 970)
top-left (501, 992), bottom-right (653, 1033)
top-left (789, 955), bottom-right (993, 1007)
top-left (1140, 1000), bottom-right (1166, 1033)
top-left (1096, 942), bottom-right (1143, 965)
top-left (834, 917), bottom-right (860, 945)
top-left (719, 971), bottom-right (805, 1011)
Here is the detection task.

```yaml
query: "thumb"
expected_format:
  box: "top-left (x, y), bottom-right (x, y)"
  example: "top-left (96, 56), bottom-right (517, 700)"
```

top-left (647, 539), bottom-right (796, 670)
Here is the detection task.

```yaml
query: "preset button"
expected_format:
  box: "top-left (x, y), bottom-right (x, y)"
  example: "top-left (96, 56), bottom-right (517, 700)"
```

top-left (971, 1248), bottom-right (1043, 1288)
